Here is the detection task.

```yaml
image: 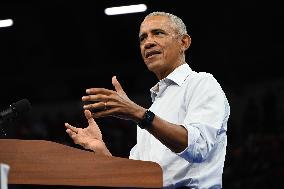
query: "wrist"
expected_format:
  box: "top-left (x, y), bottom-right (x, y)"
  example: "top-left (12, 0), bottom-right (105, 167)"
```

top-left (100, 143), bottom-right (112, 156)
top-left (137, 109), bottom-right (155, 129)
top-left (132, 105), bottom-right (147, 123)
top-left (88, 140), bottom-right (112, 156)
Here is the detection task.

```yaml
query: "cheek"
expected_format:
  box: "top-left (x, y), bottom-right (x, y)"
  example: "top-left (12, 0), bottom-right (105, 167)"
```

top-left (163, 45), bottom-right (176, 61)
top-left (140, 47), bottom-right (144, 58)
top-left (165, 43), bottom-right (180, 59)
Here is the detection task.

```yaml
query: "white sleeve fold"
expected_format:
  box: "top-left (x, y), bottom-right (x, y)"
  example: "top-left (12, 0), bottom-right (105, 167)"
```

top-left (177, 75), bottom-right (228, 163)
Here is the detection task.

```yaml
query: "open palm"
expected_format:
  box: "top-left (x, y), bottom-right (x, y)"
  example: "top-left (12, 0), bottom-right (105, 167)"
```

top-left (65, 110), bottom-right (110, 155)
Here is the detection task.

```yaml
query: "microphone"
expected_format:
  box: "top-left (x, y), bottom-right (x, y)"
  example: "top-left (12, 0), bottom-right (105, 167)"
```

top-left (0, 99), bottom-right (31, 125)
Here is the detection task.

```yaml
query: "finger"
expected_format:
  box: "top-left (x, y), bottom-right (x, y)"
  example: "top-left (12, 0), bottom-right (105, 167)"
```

top-left (82, 94), bottom-right (109, 102)
top-left (92, 107), bottom-right (120, 118)
top-left (66, 130), bottom-right (80, 145)
top-left (83, 101), bottom-right (105, 110)
top-left (84, 110), bottom-right (97, 125)
top-left (112, 76), bottom-right (125, 94)
top-left (65, 123), bottom-right (79, 134)
top-left (66, 129), bottom-right (77, 138)
top-left (86, 88), bottom-right (114, 95)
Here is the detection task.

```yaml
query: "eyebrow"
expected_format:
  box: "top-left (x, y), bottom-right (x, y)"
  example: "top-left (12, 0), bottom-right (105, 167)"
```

top-left (139, 28), bottom-right (167, 38)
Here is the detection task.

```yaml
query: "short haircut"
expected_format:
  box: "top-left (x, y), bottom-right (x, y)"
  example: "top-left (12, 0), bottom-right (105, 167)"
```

top-left (143, 12), bottom-right (187, 36)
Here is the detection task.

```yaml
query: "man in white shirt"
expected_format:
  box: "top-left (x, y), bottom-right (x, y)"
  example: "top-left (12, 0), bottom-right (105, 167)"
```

top-left (65, 12), bottom-right (230, 189)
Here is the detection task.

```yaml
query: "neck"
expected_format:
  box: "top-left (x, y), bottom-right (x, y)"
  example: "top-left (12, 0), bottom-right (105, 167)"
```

top-left (156, 57), bottom-right (185, 80)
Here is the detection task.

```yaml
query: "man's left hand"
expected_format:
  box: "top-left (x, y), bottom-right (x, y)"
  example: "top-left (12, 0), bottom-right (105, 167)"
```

top-left (82, 76), bottom-right (145, 122)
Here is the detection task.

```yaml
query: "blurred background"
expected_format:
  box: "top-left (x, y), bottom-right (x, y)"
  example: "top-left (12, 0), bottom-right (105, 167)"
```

top-left (0, 1), bottom-right (283, 188)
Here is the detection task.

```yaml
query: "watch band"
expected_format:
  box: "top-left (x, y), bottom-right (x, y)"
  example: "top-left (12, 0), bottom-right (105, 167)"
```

top-left (138, 110), bottom-right (155, 129)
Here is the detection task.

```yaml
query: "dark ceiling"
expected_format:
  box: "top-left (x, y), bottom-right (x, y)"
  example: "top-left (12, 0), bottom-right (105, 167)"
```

top-left (0, 1), bottom-right (283, 105)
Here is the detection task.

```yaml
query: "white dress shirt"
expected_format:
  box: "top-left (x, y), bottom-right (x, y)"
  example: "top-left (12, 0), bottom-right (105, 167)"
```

top-left (129, 63), bottom-right (230, 189)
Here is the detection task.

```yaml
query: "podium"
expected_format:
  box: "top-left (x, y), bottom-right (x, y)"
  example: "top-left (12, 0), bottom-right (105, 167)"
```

top-left (0, 139), bottom-right (162, 188)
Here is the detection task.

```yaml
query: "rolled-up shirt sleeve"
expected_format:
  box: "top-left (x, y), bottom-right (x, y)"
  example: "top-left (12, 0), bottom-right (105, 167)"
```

top-left (177, 74), bottom-right (227, 163)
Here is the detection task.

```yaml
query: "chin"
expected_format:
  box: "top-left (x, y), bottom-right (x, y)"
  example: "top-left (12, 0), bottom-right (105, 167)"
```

top-left (146, 58), bottom-right (161, 66)
top-left (146, 62), bottom-right (161, 75)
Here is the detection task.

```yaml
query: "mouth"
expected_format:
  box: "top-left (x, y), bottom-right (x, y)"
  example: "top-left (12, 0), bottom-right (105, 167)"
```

top-left (145, 50), bottom-right (161, 59)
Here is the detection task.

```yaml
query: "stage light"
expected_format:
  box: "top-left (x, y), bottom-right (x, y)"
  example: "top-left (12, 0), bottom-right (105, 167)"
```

top-left (0, 19), bottom-right (13, 28)
top-left (105, 4), bottom-right (147, 15)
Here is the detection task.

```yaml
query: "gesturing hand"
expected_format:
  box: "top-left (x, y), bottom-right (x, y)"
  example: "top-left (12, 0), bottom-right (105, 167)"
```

top-left (65, 110), bottom-right (111, 156)
top-left (82, 76), bottom-right (145, 122)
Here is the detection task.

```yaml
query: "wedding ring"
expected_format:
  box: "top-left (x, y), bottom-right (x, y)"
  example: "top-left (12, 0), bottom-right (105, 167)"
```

top-left (104, 101), bottom-right (107, 110)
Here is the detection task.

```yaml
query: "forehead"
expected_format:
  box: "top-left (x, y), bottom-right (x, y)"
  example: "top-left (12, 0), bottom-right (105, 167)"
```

top-left (139, 15), bottom-right (175, 34)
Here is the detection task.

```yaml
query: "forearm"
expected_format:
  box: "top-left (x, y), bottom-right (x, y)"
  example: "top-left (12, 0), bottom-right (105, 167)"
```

top-left (133, 108), bottom-right (188, 153)
top-left (146, 116), bottom-right (188, 153)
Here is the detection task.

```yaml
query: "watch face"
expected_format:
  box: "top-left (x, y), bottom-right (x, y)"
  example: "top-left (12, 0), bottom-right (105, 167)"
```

top-left (138, 110), bottom-right (155, 129)
top-left (145, 110), bottom-right (154, 124)
top-left (146, 113), bottom-right (151, 119)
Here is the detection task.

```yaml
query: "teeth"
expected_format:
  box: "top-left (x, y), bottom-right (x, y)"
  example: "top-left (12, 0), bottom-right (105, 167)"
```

top-left (146, 51), bottom-right (160, 58)
top-left (149, 54), bottom-right (157, 58)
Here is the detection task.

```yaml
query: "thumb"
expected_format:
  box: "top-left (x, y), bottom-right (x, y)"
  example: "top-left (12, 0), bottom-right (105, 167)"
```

top-left (84, 110), bottom-right (97, 126)
top-left (112, 76), bottom-right (125, 94)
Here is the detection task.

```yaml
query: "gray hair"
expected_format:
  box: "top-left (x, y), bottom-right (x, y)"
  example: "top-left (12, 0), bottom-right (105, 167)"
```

top-left (143, 11), bottom-right (187, 36)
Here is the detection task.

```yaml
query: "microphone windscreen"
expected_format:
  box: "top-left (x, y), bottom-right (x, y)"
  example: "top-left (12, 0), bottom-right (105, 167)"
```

top-left (12, 99), bottom-right (31, 113)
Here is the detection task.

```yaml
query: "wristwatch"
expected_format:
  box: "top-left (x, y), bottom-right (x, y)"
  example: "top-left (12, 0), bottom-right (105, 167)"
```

top-left (138, 109), bottom-right (155, 129)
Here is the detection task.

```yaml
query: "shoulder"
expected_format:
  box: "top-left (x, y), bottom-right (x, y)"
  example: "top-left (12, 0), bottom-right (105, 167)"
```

top-left (186, 71), bottom-right (220, 88)
top-left (183, 71), bottom-right (227, 101)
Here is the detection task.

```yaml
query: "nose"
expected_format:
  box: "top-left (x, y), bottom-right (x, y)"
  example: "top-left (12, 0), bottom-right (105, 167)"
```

top-left (144, 42), bottom-right (156, 49)
top-left (143, 35), bottom-right (157, 49)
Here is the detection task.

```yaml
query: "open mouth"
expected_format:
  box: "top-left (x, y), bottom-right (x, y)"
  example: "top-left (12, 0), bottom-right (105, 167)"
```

top-left (145, 50), bottom-right (161, 58)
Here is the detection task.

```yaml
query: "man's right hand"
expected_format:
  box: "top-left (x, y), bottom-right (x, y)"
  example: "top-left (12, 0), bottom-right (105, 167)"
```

top-left (65, 110), bottom-right (112, 156)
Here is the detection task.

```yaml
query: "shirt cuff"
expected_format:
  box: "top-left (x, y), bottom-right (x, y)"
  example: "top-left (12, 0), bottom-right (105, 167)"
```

top-left (177, 123), bottom-right (202, 162)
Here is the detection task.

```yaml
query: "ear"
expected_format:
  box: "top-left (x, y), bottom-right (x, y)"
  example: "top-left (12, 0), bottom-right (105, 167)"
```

top-left (180, 34), bottom-right (191, 52)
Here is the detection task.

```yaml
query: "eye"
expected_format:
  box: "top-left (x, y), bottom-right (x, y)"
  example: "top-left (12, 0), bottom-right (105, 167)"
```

top-left (153, 30), bottom-right (164, 36)
top-left (139, 36), bottom-right (145, 42)
top-left (139, 34), bottom-right (147, 43)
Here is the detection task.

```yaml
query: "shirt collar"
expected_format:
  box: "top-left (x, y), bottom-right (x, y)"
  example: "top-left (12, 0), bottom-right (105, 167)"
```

top-left (150, 63), bottom-right (192, 101)
top-left (166, 63), bottom-right (192, 86)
